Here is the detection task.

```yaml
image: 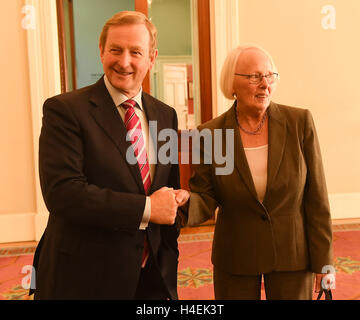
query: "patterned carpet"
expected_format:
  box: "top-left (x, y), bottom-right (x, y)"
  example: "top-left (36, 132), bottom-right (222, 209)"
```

top-left (177, 225), bottom-right (360, 300)
top-left (1, 223), bottom-right (360, 300)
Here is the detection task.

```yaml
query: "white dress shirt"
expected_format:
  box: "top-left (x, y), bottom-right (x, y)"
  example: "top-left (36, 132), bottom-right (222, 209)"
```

top-left (104, 75), bottom-right (154, 229)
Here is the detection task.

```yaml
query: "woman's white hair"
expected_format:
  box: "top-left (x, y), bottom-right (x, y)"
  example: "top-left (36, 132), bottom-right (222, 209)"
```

top-left (219, 43), bottom-right (278, 100)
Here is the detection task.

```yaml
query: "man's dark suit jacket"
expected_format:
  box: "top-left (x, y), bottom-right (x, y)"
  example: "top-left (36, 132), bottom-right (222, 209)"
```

top-left (188, 102), bottom-right (333, 277)
top-left (30, 77), bottom-right (180, 299)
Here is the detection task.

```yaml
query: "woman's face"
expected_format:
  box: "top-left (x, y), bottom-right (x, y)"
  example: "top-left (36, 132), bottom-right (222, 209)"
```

top-left (233, 48), bottom-right (277, 113)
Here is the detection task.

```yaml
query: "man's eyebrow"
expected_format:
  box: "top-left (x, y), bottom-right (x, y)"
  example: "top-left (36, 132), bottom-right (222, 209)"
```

top-left (108, 44), bottom-right (144, 52)
top-left (109, 44), bottom-right (122, 49)
top-left (129, 46), bottom-right (144, 51)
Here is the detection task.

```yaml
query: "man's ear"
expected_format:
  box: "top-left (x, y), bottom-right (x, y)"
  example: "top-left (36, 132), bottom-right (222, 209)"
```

top-left (99, 43), bottom-right (104, 63)
top-left (149, 49), bottom-right (158, 70)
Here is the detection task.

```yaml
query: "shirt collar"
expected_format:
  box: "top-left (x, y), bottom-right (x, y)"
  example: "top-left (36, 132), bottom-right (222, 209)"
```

top-left (104, 75), bottom-right (143, 110)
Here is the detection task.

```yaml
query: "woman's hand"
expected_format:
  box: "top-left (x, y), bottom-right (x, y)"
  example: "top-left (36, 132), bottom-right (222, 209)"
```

top-left (173, 189), bottom-right (190, 207)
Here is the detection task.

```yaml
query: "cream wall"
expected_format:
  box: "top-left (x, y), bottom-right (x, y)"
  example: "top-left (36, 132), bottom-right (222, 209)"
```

top-left (0, 0), bottom-right (60, 243)
top-left (0, 0), bottom-right (36, 241)
top-left (211, 0), bottom-right (360, 219)
top-left (237, 0), bottom-right (360, 195)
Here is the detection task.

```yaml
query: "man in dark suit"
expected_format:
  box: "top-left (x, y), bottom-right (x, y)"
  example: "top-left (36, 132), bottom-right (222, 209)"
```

top-left (30, 11), bottom-right (189, 300)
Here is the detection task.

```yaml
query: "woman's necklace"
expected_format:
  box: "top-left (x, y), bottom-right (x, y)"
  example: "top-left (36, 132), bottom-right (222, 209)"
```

top-left (236, 104), bottom-right (268, 135)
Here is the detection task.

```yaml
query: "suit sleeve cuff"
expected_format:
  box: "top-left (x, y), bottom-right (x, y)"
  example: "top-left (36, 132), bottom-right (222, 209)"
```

top-left (139, 196), bottom-right (151, 230)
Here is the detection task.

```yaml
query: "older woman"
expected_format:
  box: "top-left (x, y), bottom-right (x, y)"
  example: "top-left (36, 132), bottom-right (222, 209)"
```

top-left (186, 44), bottom-right (333, 299)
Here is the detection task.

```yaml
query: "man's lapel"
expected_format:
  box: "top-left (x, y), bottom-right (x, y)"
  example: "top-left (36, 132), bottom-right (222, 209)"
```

top-left (141, 93), bottom-right (166, 194)
top-left (88, 77), bottom-right (145, 192)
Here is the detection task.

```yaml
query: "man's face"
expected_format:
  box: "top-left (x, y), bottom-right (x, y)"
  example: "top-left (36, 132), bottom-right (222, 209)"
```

top-left (100, 24), bottom-right (157, 97)
top-left (233, 48), bottom-right (276, 113)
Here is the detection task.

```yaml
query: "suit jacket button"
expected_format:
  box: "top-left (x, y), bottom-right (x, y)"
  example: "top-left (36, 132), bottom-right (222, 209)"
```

top-left (261, 214), bottom-right (268, 221)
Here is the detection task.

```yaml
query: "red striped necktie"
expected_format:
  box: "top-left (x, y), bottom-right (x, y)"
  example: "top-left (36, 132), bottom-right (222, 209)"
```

top-left (122, 99), bottom-right (151, 195)
top-left (122, 99), bottom-right (150, 267)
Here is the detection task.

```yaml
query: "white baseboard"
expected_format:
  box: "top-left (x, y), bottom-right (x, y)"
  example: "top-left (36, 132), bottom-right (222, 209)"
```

top-left (0, 212), bottom-right (36, 243)
top-left (0, 211), bottom-right (49, 244)
top-left (329, 193), bottom-right (360, 220)
top-left (34, 212), bottom-right (49, 241)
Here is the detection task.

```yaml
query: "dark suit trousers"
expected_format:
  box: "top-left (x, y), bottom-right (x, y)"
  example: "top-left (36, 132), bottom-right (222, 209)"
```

top-left (134, 231), bottom-right (171, 300)
top-left (214, 267), bottom-right (314, 300)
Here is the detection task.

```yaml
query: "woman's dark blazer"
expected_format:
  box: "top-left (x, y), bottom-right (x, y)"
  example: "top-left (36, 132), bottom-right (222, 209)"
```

top-left (188, 101), bottom-right (333, 275)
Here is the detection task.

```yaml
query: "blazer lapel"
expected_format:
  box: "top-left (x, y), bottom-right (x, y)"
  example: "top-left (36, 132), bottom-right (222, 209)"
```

top-left (264, 101), bottom-right (287, 201)
top-left (224, 102), bottom-right (259, 200)
top-left (88, 77), bottom-right (145, 192)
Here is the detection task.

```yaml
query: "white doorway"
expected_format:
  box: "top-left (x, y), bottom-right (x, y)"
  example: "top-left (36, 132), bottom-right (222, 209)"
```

top-left (163, 64), bottom-right (189, 130)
